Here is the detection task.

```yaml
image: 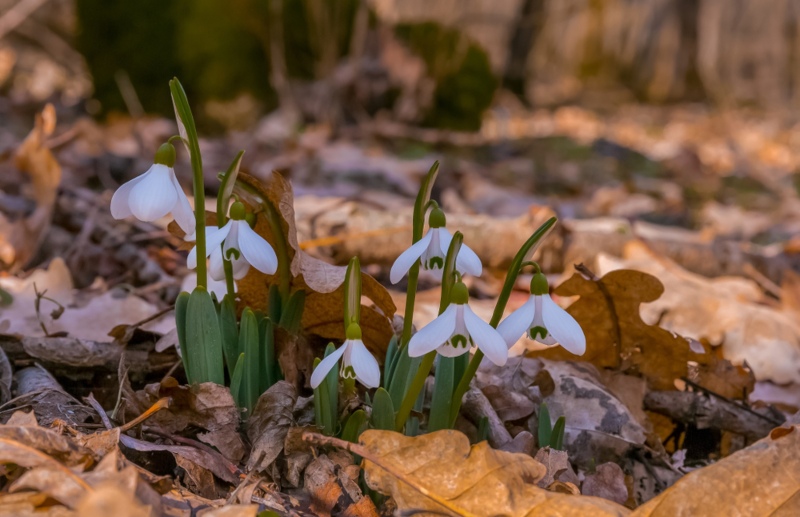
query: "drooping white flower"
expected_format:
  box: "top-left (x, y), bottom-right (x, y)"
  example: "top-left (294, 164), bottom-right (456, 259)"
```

top-left (310, 323), bottom-right (380, 389)
top-left (110, 143), bottom-right (195, 235)
top-left (497, 272), bottom-right (585, 355)
top-left (408, 281), bottom-right (507, 366)
top-left (390, 207), bottom-right (481, 283)
top-left (187, 202), bottom-right (277, 281)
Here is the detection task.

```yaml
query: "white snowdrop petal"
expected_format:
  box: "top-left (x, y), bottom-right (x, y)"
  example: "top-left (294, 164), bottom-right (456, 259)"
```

top-left (456, 243), bottom-right (483, 277)
top-left (128, 164), bottom-right (178, 222)
top-left (231, 258), bottom-right (251, 280)
top-left (408, 304), bottom-right (458, 357)
top-left (497, 297), bottom-right (537, 347)
top-left (349, 340), bottom-right (381, 388)
top-left (310, 345), bottom-right (347, 389)
top-left (390, 230), bottom-right (433, 284)
top-left (541, 294), bottom-right (586, 356)
top-left (110, 173), bottom-right (146, 219)
top-left (208, 248), bottom-right (227, 281)
top-left (236, 221), bottom-right (278, 275)
top-left (463, 306), bottom-right (508, 366)
top-left (168, 170), bottom-right (196, 235)
top-left (204, 222), bottom-right (232, 258)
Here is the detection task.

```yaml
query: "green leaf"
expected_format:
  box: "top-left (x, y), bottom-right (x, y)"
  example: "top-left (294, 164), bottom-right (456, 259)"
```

top-left (261, 317), bottom-right (277, 391)
top-left (313, 343), bottom-right (339, 436)
top-left (551, 416), bottom-right (566, 451)
top-left (387, 348), bottom-right (417, 408)
top-left (341, 409), bottom-right (368, 443)
top-left (216, 150), bottom-right (244, 227)
top-left (268, 284), bottom-right (282, 323)
top-left (538, 403), bottom-right (552, 448)
top-left (343, 257), bottom-right (361, 327)
top-left (175, 291), bottom-right (191, 382)
top-left (476, 416), bottom-right (489, 443)
top-left (371, 388), bottom-right (395, 431)
top-left (0, 286), bottom-right (12, 306)
top-left (185, 287), bottom-right (224, 385)
top-left (230, 353), bottom-right (245, 408)
top-left (239, 308), bottom-right (261, 411)
top-left (324, 343), bottom-right (339, 432)
top-left (383, 335), bottom-right (399, 389)
top-left (218, 294), bottom-right (239, 378)
top-left (438, 231), bottom-right (463, 314)
top-left (428, 356), bottom-right (454, 432)
top-left (453, 353), bottom-right (468, 394)
top-left (279, 289), bottom-right (305, 333)
top-left (412, 161), bottom-right (440, 241)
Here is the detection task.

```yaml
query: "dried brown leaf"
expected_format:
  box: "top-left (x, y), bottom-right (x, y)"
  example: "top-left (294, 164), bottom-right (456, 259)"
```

top-left (359, 429), bottom-right (630, 516)
top-left (632, 425), bottom-right (800, 516)
top-left (245, 381), bottom-right (296, 473)
top-left (534, 268), bottom-right (754, 396)
top-left (234, 172), bottom-right (396, 363)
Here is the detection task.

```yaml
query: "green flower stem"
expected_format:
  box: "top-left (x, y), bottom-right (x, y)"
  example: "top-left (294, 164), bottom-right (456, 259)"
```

top-left (394, 231), bottom-right (463, 432)
top-left (397, 162), bottom-right (439, 353)
top-left (263, 201), bottom-right (292, 299)
top-left (169, 78), bottom-right (207, 290)
top-left (447, 217), bottom-right (558, 426)
top-left (223, 260), bottom-right (236, 300)
top-left (217, 151), bottom-right (245, 301)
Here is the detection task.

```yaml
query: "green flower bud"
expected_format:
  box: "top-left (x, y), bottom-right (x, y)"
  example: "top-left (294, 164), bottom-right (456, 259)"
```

top-left (530, 272), bottom-right (549, 296)
top-left (154, 143), bottom-right (176, 167)
top-left (450, 281), bottom-right (469, 304)
top-left (346, 322), bottom-right (362, 340)
top-left (428, 207), bottom-right (446, 228)
top-left (230, 201), bottom-right (246, 221)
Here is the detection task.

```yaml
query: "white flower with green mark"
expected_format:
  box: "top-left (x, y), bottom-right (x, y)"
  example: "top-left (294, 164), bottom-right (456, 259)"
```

top-left (408, 281), bottom-right (508, 365)
top-left (310, 323), bottom-right (380, 389)
top-left (110, 143), bottom-right (195, 235)
top-left (497, 272), bottom-right (586, 355)
top-left (390, 208), bottom-right (482, 283)
top-left (187, 201), bottom-right (278, 281)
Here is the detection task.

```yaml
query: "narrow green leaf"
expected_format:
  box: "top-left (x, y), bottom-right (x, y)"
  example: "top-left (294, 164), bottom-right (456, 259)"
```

top-left (387, 348), bottom-right (415, 408)
top-left (428, 356), bottom-right (454, 432)
top-left (216, 150), bottom-right (244, 227)
top-left (262, 318), bottom-right (276, 391)
top-left (476, 416), bottom-right (489, 443)
top-left (279, 290), bottom-right (305, 333)
top-left (343, 257), bottom-right (361, 327)
top-left (230, 353), bottom-right (245, 408)
top-left (453, 353), bottom-right (468, 394)
top-left (324, 343), bottom-right (339, 433)
top-left (219, 295), bottom-right (239, 378)
top-left (341, 409), bottom-right (368, 443)
top-left (239, 308), bottom-right (261, 411)
top-left (370, 388), bottom-right (395, 431)
top-left (538, 403), bottom-right (552, 448)
top-left (551, 416), bottom-right (566, 451)
top-left (268, 284), bottom-right (282, 323)
top-left (175, 291), bottom-right (192, 383)
top-left (312, 357), bottom-right (324, 430)
top-left (412, 161), bottom-right (440, 241)
top-left (185, 288), bottom-right (224, 385)
top-left (438, 231), bottom-right (463, 314)
top-left (383, 335), bottom-right (399, 389)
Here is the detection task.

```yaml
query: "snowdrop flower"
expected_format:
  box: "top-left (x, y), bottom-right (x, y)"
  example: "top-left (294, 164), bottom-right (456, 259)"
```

top-left (110, 143), bottom-right (195, 235)
top-left (408, 281), bottom-right (507, 366)
top-left (310, 323), bottom-right (380, 389)
top-left (187, 201), bottom-right (278, 281)
top-left (390, 208), bottom-right (482, 283)
top-left (497, 272), bottom-right (585, 355)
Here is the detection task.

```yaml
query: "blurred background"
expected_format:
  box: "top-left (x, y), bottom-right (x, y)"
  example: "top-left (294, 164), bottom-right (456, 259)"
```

top-left (1, 0), bottom-right (799, 282)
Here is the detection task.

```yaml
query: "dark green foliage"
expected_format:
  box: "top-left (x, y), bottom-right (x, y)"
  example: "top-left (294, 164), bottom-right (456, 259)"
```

top-left (76, 0), bottom-right (182, 115)
top-left (370, 388), bottom-right (395, 431)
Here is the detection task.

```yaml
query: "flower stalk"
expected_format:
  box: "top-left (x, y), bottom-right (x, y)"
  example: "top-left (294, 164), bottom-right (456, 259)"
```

top-left (169, 78), bottom-right (207, 289)
top-left (447, 216), bottom-right (557, 427)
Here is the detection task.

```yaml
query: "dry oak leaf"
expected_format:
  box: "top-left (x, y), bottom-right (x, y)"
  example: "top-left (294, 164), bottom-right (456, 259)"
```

top-left (598, 241), bottom-right (800, 385)
top-left (359, 429), bottom-right (630, 517)
top-left (1, 104), bottom-right (61, 270)
top-left (234, 171), bottom-right (396, 359)
top-left (533, 267), bottom-right (754, 396)
top-left (631, 425), bottom-right (800, 516)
